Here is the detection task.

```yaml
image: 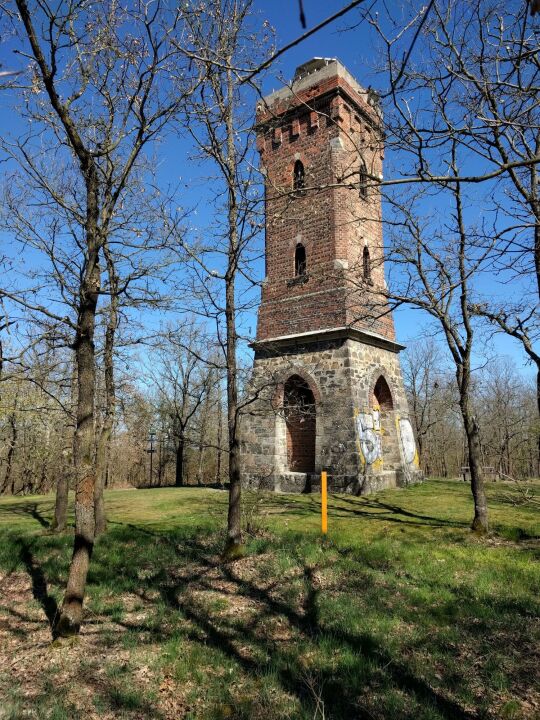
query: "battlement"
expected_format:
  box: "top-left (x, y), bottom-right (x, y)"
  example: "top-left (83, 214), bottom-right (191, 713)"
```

top-left (256, 58), bottom-right (381, 128)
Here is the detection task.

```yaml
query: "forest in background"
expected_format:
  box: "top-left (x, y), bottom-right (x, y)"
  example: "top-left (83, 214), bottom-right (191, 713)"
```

top-left (0, 337), bottom-right (537, 497)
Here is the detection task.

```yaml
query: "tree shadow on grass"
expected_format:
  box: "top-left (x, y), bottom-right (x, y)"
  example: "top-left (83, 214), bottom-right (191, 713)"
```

top-left (340, 495), bottom-right (468, 528)
top-left (263, 492), bottom-right (467, 529)
top-left (99, 528), bottom-right (478, 720)
top-left (0, 605), bottom-right (45, 638)
top-left (207, 550), bottom-right (477, 719)
top-left (7, 521), bottom-right (535, 720)
top-left (18, 538), bottom-right (58, 629)
top-left (0, 501), bottom-right (53, 529)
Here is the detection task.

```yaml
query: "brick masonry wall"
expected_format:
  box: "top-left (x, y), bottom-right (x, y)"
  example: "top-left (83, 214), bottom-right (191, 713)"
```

top-left (256, 61), bottom-right (396, 342)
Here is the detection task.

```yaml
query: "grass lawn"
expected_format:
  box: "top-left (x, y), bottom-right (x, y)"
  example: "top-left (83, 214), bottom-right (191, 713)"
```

top-left (0, 480), bottom-right (538, 720)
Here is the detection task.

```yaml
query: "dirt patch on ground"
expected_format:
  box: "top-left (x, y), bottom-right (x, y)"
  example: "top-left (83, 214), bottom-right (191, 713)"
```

top-left (0, 552), bottom-right (311, 719)
top-left (1, 540), bottom-right (539, 720)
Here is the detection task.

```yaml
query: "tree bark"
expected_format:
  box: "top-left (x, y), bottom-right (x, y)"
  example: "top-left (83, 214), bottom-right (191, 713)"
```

top-left (458, 362), bottom-right (489, 534)
top-left (175, 435), bottom-right (185, 487)
top-left (51, 471), bottom-right (69, 532)
top-left (54, 171), bottom-right (100, 638)
top-left (462, 410), bottom-right (489, 533)
top-left (94, 424), bottom-right (110, 534)
top-left (94, 246), bottom-right (118, 535)
top-left (196, 377), bottom-right (212, 486)
top-left (536, 366), bottom-right (540, 478)
top-left (216, 399), bottom-right (223, 487)
top-left (55, 269), bottom-right (100, 635)
top-left (223, 62), bottom-right (242, 559)
top-left (5, 409), bottom-right (17, 495)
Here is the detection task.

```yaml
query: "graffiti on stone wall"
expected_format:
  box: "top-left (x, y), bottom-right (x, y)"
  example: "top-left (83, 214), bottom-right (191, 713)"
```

top-left (398, 417), bottom-right (418, 465)
top-left (355, 410), bottom-right (382, 466)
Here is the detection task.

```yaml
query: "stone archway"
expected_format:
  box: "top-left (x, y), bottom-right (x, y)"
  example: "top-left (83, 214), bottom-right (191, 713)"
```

top-left (284, 375), bottom-right (316, 472)
top-left (371, 375), bottom-right (400, 469)
top-left (372, 375), bottom-right (393, 412)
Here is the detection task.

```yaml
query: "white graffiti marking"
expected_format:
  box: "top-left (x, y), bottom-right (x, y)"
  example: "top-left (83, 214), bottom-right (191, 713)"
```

top-left (355, 412), bottom-right (382, 465)
top-left (399, 418), bottom-right (416, 464)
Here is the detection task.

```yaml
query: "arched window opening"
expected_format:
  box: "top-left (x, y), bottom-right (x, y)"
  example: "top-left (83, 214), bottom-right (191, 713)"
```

top-left (293, 160), bottom-right (305, 192)
top-left (372, 376), bottom-right (393, 411)
top-left (295, 243), bottom-right (307, 276)
top-left (362, 245), bottom-right (371, 282)
top-left (284, 375), bottom-right (316, 473)
top-left (359, 162), bottom-right (368, 199)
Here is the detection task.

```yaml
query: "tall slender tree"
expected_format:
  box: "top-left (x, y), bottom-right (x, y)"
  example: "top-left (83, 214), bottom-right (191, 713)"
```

top-left (1, 0), bottom-right (195, 636)
top-left (173, 0), bottom-right (270, 556)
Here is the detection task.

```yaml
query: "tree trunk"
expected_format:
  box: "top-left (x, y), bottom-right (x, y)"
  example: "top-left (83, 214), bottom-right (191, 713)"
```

top-left (94, 249), bottom-right (118, 535)
top-left (224, 262), bottom-right (242, 555)
top-left (94, 422), bottom-right (110, 535)
top-left (175, 435), bottom-right (185, 487)
top-left (196, 435), bottom-right (205, 486)
top-left (416, 433), bottom-right (423, 467)
top-left (51, 471), bottom-right (69, 532)
top-left (216, 399), bottom-right (223, 487)
top-left (536, 366), bottom-right (540, 478)
top-left (5, 410), bottom-right (17, 495)
top-left (461, 399), bottom-right (489, 534)
top-left (223, 64), bottom-right (242, 560)
top-left (196, 381), bottom-right (212, 486)
top-left (54, 171), bottom-right (100, 638)
top-left (158, 437), bottom-right (163, 487)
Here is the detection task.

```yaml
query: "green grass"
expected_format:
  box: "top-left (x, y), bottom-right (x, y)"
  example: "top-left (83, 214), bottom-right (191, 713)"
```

top-left (0, 480), bottom-right (538, 719)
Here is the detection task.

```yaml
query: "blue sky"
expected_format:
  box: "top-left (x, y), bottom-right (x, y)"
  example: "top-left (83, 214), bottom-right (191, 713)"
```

top-left (249, 0), bottom-right (536, 378)
top-left (0, 0), bottom-right (536, 380)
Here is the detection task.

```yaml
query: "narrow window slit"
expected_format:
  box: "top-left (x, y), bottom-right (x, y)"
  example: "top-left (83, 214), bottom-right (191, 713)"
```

top-left (293, 160), bottom-right (305, 193)
top-left (359, 162), bottom-right (368, 199)
top-left (295, 243), bottom-right (307, 276)
top-left (363, 245), bottom-right (371, 283)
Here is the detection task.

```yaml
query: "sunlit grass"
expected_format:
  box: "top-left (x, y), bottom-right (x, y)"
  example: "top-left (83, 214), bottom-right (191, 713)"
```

top-left (0, 480), bottom-right (538, 719)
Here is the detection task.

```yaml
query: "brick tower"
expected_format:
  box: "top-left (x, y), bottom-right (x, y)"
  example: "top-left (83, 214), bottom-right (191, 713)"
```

top-left (241, 59), bottom-right (420, 494)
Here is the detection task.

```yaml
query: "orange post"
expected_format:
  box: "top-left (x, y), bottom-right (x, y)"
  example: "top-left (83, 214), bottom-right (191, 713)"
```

top-left (321, 470), bottom-right (328, 535)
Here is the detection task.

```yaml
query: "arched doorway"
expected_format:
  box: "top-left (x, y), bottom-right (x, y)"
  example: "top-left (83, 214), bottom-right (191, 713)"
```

top-left (373, 376), bottom-right (393, 412)
top-left (371, 375), bottom-right (399, 468)
top-left (284, 375), bottom-right (316, 472)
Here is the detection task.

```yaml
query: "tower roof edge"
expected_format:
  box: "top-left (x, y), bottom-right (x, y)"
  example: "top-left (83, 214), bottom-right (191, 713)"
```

top-left (257, 58), bottom-right (381, 125)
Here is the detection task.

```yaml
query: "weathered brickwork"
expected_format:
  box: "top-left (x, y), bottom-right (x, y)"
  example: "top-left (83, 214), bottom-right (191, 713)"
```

top-left (241, 59), bottom-right (421, 494)
top-left (256, 58), bottom-right (395, 342)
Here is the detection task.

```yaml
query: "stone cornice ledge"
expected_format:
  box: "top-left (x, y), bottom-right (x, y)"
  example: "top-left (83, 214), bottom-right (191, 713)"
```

top-left (251, 326), bottom-right (405, 354)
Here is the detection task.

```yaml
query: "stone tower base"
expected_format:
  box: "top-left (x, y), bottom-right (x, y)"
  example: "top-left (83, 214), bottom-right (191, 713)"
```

top-left (241, 328), bottom-right (421, 495)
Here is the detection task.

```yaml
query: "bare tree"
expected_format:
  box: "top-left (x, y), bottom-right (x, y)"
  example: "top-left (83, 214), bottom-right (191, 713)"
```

top-left (385, 175), bottom-right (491, 530)
top-left (402, 0), bottom-right (540, 473)
top-left (1, 0), bottom-right (194, 636)
top-left (0, 342), bottom-right (74, 499)
top-left (148, 323), bottom-right (212, 488)
top-left (369, 0), bottom-right (540, 468)
top-left (172, 0), bottom-right (270, 557)
top-left (401, 339), bottom-right (449, 466)
top-left (476, 359), bottom-right (538, 480)
top-left (194, 366), bottom-right (219, 486)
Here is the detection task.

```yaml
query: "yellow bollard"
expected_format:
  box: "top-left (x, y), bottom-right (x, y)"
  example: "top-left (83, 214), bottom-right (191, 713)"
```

top-left (321, 470), bottom-right (328, 535)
